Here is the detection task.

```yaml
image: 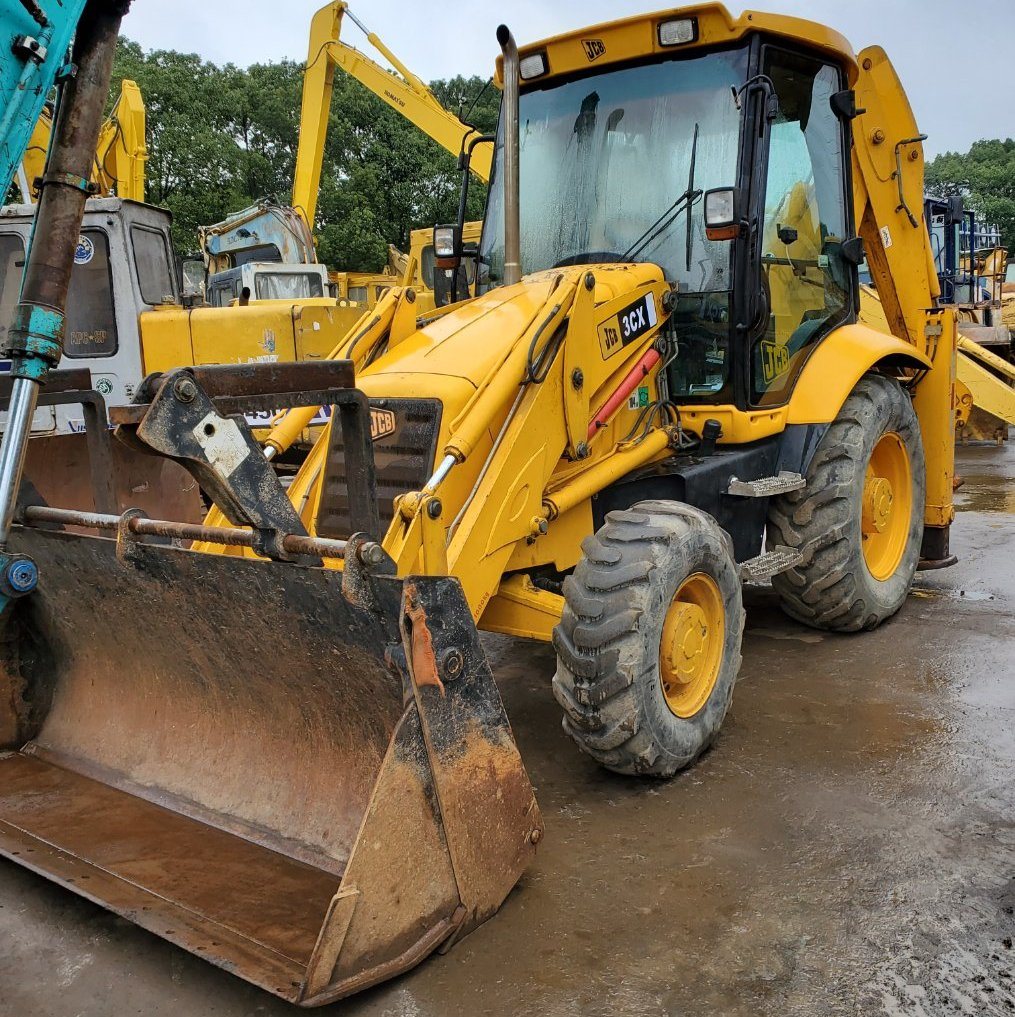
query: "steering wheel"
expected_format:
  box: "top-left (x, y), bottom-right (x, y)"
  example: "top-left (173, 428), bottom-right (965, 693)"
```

top-left (552, 251), bottom-right (629, 268)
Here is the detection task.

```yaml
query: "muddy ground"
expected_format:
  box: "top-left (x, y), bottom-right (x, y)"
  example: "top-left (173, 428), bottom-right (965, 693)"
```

top-left (1, 443), bottom-right (1013, 1016)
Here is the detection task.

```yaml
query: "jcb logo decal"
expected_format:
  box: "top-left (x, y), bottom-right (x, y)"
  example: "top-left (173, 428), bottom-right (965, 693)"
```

top-left (760, 340), bottom-right (790, 384)
top-left (582, 38), bottom-right (606, 62)
top-left (370, 408), bottom-right (397, 441)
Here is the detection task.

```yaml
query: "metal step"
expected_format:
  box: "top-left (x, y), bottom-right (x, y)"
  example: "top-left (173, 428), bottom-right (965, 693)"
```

top-left (727, 471), bottom-right (805, 498)
top-left (739, 545), bottom-right (803, 584)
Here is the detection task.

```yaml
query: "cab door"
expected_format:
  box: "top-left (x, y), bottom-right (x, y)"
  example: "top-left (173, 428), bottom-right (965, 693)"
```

top-left (748, 46), bottom-right (855, 407)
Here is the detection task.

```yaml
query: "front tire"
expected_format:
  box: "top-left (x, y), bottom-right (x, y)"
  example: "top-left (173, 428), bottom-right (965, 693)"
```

top-left (767, 374), bottom-right (926, 632)
top-left (552, 501), bottom-right (744, 777)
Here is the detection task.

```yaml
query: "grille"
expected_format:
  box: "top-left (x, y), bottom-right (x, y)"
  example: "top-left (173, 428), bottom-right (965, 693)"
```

top-left (316, 397), bottom-right (442, 540)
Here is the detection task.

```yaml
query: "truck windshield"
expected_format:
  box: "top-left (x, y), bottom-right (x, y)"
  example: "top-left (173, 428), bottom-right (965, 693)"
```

top-left (254, 272), bottom-right (324, 301)
top-left (480, 46), bottom-right (748, 290)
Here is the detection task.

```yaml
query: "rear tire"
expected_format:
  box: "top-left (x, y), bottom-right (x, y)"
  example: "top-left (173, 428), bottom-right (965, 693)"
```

top-left (767, 374), bottom-right (925, 632)
top-left (552, 501), bottom-right (744, 777)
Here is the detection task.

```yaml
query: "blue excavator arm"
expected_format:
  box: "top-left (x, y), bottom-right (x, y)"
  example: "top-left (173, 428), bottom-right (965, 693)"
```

top-left (0, 0), bottom-right (88, 198)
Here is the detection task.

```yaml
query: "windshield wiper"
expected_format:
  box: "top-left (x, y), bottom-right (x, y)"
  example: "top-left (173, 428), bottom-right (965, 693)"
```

top-left (622, 121), bottom-right (702, 263)
top-left (685, 121), bottom-right (699, 272)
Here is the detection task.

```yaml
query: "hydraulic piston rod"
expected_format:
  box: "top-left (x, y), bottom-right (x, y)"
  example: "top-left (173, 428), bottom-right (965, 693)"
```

top-left (0, 0), bottom-right (129, 603)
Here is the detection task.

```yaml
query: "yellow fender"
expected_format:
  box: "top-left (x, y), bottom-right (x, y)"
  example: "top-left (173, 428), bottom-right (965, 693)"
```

top-left (787, 322), bottom-right (932, 425)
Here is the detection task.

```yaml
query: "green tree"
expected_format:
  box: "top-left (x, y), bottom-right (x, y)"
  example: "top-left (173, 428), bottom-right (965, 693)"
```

top-left (111, 39), bottom-right (252, 251)
top-left (926, 139), bottom-right (1015, 253)
top-left (108, 37), bottom-right (499, 269)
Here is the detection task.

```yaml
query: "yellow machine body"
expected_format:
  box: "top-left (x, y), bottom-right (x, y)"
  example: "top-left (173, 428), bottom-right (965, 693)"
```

top-left (223, 8), bottom-right (957, 641)
top-left (0, 3), bottom-right (962, 1006)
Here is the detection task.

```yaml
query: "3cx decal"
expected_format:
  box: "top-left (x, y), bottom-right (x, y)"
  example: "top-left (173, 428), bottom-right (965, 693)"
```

top-left (597, 292), bottom-right (658, 359)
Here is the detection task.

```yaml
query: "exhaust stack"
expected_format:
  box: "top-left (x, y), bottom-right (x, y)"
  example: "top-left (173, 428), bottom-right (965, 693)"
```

top-left (496, 25), bottom-right (521, 286)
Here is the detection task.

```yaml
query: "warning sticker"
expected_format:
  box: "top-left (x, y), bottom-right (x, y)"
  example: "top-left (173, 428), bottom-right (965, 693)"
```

top-left (74, 235), bottom-right (94, 265)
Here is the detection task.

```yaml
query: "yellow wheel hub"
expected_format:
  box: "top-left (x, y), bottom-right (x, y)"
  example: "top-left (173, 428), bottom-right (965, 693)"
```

top-left (659, 573), bottom-right (724, 718)
top-left (861, 431), bottom-right (912, 581)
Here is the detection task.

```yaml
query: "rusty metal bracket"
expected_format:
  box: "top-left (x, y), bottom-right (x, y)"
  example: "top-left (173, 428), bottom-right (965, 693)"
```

top-left (317, 389), bottom-right (381, 541)
top-left (115, 368), bottom-right (312, 560)
top-left (36, 171), bottom-right (99, 195)
top-left (0, 368), bottom-right (117, 514)
top-left (114, 506), bottom-right (147, 565)
top-left (112, 360), bottom-right (357, 426)
top-left (342, 532), bottom-right (397, 615)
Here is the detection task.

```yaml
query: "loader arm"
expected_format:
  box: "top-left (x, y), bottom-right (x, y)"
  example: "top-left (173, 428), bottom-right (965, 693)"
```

top-left (292, 2), bottom-right (492, 231)
top-left (263, 266), bottom-right (677, 636)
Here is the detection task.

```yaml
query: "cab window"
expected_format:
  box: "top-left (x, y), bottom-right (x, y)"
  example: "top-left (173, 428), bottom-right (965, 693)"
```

top-left (752, 48), bottom-right (851, 405)
top-left (131, 225), bottom-right (175, 305)
top-left (64, 229), bottom-right (118, 358)
top-left (0, 233), bottom-right (26, 350)
top-left (254, 272), bottom-right (324, 301)
top-left (208, 280), bottom-right (232, 307)
top-left (348, 285), bottom-right (368, 303)
top-left (420, 246), bottom-right (435, 290)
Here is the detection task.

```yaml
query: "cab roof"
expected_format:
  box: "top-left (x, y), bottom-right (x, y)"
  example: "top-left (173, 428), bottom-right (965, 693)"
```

top-left (495, 4), bottom-right (858, 87)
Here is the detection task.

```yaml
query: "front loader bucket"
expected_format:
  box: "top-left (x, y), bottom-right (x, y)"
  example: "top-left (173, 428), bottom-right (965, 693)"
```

top-left (0, 525), bottom-right (541, 1006)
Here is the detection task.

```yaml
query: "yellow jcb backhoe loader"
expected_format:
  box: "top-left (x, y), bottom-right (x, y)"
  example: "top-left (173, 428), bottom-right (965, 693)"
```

top-left (0, 4), bottom-right (957, 1006)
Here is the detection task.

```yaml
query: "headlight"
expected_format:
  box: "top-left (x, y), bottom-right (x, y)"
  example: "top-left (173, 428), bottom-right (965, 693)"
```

top-left (658, 18), bottom-right (698, 46)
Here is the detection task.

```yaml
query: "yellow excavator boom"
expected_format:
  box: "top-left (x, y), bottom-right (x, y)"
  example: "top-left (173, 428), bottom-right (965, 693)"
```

top-left (17, 78), bottom-right (146, 203)
top-left (292, 2), bottom-right (491, 230)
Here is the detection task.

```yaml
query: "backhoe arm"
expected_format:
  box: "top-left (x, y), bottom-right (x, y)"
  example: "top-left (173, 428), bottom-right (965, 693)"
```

top-left (94, 77), bottom-right (146, 201)
top-left (851, 45), bottom-right (956, 537)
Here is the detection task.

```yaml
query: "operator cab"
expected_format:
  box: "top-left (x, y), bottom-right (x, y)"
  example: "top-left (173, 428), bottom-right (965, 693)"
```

top-left (475, 6), bottom-right (862, 414)
top-left (0, 197), bottom-right (178, 435)
top-left (205, 262), bottom-right (329, 308)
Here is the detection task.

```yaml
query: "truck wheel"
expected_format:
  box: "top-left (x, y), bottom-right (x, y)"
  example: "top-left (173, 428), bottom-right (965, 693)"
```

top-left (767, 374), bottom-right (926, 632)
top-left (552, 501), bottom-right (744, 777)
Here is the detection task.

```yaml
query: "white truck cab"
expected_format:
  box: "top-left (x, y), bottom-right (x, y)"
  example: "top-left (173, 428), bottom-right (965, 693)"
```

top-left (205, 262), bottom-right (331, 308)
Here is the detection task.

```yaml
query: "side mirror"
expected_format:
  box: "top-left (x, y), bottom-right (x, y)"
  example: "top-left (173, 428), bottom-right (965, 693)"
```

top-left (839, 236), bottom-right (865, 266)
top-left (433, 224), bottom-right (461, 270)
top-left (946, 194), bottom-right (964, 226)
top-left (704, 187), bottom-right (741, 241)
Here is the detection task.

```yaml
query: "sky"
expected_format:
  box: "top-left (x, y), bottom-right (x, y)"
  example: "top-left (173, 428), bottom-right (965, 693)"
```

top-left (119, 0), bottom-right (1015, 159)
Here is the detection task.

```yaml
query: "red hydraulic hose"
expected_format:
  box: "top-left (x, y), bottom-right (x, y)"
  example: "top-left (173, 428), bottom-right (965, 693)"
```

top-left (587, 348), bottom-right (661, 440)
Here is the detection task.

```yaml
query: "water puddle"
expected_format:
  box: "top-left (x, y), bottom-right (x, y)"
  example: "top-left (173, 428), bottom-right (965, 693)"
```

top-left (910, 586), bottom-right (995, 602)
top-left (746, 627), bottom-right (824, 644)
top-left (955, 473), bottom-right (1015, 515)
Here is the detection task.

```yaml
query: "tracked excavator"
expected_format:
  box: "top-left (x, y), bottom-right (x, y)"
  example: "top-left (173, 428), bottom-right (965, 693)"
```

top-left (0, 2), bottom-right (959, 1006)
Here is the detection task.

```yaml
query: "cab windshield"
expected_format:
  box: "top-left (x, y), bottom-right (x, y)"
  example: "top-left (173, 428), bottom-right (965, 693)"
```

top-left (480, 46), bottom-right (748, 290)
